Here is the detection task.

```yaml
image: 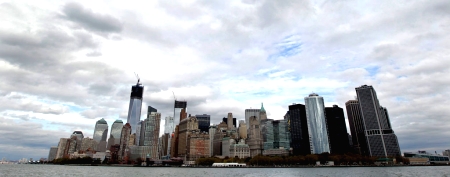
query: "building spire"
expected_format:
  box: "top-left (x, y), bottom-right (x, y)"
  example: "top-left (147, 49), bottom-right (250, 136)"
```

top-left (261, 102), bottom-right (266, 112)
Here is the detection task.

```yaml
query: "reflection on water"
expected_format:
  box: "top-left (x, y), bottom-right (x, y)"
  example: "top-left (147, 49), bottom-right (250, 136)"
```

top-left (0, 165), bottom-right (449, 177)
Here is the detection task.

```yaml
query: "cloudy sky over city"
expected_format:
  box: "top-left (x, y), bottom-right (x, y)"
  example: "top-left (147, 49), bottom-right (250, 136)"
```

top-left (1, 0), bottom-right (449, 160)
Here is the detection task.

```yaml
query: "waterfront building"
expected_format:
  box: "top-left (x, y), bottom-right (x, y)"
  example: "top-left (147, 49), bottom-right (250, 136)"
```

top-left (93, 118), bottom-right (108, 152)
top-left (238, 120), bottom-right (247, 139)
top-left (160, 133), bottom-right (170, 158)
top-left (404, 151), bottom-right (450, 164)
top-left (108, 119), bottom-right (123, 149)
top-left (355, 85), bottom-right (401, 157)
top-left (230, 139), bottom-right (250, 159)
top-left (129, 134), bottom-right (136, 146)
top-left (305, 93), bottom-right (330, 154)
top-left (443, 149), bottom-right (450, 157)
top-left (325, 105), bottom-right (350, 154)
top-left (170, 125), bottom-right (179, 157)
top-left (261, 119), bottom-right (291, 156)
top-left (127, 80), bottom-right (144, 134)
top-left (221, 137), bottom-right (234, 157)
top-left (177, 116), bottom-right (199, 157)
top-left (70, 131), bottom-right (84, 152)
top-left (247, 116), bottom-right (263, 157)
top-left (55, 137), bottom-right (77, 159)
top-left (213, 124), bottom-right (227, 156)
top-left (196, 114), bottom-right (211, 132)
top-left (209, 125), bottom-right (217, 157)
top-left (135, 121), bottom-right (143, 146)
top-left (119, 123), bottom-right (132, 161)
top-left (288, 104), bottom-right (310, 155)
top-left (143, 112), bottom-right (161, 159)
top-left (346, 100), bottom-right (368, 155)
top-left (186, 131), bottom-right (210, 161)
top-left (138, 120), bottom-right (146, 146)
top-left (81, 137), bottom-right (98, 152)
top-left (48, 146), bottom-right (58, 161)
top-left (129, 145), bottom-right (151, 160)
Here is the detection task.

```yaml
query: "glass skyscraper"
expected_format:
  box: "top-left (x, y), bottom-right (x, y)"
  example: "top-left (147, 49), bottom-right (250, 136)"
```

top-left (127, 81), bottom-right (144, 134)
top-left (93, 118), bottom-right (108, 151)
top-left (355, 85), bottom-right (401, 157)
top-left (325, 105), bottom-right (350, 154)
top-left (196, 114), bottom-right (210, 132)
top-left (288, 104), bottom-right (310, 155)
top-left (305, 93), bottom-right (330, 154)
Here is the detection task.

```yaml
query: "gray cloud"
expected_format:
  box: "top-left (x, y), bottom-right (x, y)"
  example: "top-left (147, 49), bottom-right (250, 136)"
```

top-left (62, 2), bottom-right (123, 34)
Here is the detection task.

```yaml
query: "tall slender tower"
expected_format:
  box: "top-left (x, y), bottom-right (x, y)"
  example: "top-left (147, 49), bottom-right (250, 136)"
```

top-left (127, 79), bottom-right (144, 134)
top-left (325, 105), bottom-right (350, 154)
top-left (355, 85), bottom-right (401, 157)
top-left (93, 118), bottom-right (108, 152)
top-left (227, 113), bottom-right (233, 130)
top-left (288, 104), bottom-right (310, 155)
top-left (108, 119), bottom-right (123, 149)
top-left (305, 93), bottom-right (330, 154)
top-left (346, 100), bottom-right (368, 155)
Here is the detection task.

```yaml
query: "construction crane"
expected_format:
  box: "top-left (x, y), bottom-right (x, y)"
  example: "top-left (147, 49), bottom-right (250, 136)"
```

top-left (134, 72), bottom-right (140, 84)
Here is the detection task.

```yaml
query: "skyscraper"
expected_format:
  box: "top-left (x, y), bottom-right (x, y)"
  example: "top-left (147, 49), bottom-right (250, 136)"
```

top-left (196, 114), bottom-right (210, 132)
top-left (325, 105), bottom-right (350, 154)
top-left (305, 93), bottom-right (330, 154)
top-left (355, 85), bottom-right (401, 157)
top-left (346, 100), bottom-right (367, 155)
top-left (119, 123), bottom-right (132, 161)
top-left (143, 112), bottom-right (161, 159)
top-left (93, 118), bottom-right (108, 152)
top-left (245, 109), bottom-right (260, 131)
top-left (227, 113), bottom-right (233, 130)
top-left (70, 131), bottom-right (83, 152)
top-left (108, 119), bottom-right (123, 149)
top-left (238, 120), bottom-right (247, 139)
top-left (127, 80), bottom-right (144, 134)
top-left (260, 103), bottom-right (267, 121)
top-left (288, 104), bottom-right (310, 155)
top-left (164, 116), bottom-right (174, 134)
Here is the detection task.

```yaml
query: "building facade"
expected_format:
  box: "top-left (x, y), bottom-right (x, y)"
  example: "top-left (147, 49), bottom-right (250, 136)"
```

top-left (127, 80), bottom-right (144, 134)
top-left (305, 93), bottom-right (330, 154)
top-left (119, 123), bottom-right (132, 161)
top-left (93, 118), bottom-right (108, 152)
top-left (196, 114), bottom-right (211, 132)
top-left (143, 112), bottom-right (161, 159)
top-left (288, 104), bottom-right (310, 155)
top-left (186, 131), bottom-right (210, 161)
top-left (355, 85), bottom-right (401, 157)
top-left (245, 109), bottom-right (260, 131)
top-left (325, 105), bottom-right (350, 154)
top-left (238, 120), bottom-right (247, 139)
top-left (109, 119), bottom-right (124, 148)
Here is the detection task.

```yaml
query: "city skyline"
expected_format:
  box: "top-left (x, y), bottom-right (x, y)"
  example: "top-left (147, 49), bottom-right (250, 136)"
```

top-left (1, 0), bottom-right (450, 161)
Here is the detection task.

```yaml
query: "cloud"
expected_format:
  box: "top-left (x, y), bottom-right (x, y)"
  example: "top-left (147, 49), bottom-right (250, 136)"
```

top-left (62, 2), bottom-right (123, 35)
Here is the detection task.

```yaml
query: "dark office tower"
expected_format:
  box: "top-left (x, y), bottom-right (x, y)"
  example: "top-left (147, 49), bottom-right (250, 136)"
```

top-left (147, 106), bottom-right (157, 115)
top-left (222, 117), bottom-right (237, 128)
top-left (355, 85), bottom-right (401, 157)
top-left (345, 100), bottom-right (368, 155)
top-left (196, 114), bottom-right (210, 132)
top-left (127, 80), bottom-right (144, 134)
top-left (288, 104), bottom-right (310, 155)
top-left (325, 105), bottom-right (350, 154)
top-left (93, 118), bottom-right (108, 152)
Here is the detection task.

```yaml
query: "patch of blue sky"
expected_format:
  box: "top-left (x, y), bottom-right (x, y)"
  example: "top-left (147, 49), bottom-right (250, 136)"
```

top-left (365, 66), bottom-right (379, 77)
top-left (268, 34), bottom-right (303, 61)
top-left (66, 104), bottom-right (86, 112)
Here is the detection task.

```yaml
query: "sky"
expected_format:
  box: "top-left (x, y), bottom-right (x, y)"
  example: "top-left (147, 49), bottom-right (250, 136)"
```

top-left (1, 0), bottom-right (449, 160)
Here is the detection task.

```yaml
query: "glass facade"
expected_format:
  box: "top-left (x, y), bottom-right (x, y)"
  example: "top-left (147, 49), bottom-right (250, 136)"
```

top-left (93, 118), bottom-right (108, 143)
top-left (305, 93), bottom-right (330, 154)
top-left (127, 83), bottom-right (144, 134)
top-left (288, 104), bottom-right (310, 155)
top-left (196, 114), bottom-right (211, 132)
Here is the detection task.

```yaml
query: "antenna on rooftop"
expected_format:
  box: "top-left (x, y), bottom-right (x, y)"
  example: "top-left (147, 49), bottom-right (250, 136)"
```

top-left (134, 72), bottom-right (140, 84)
top-left (172, 91), bottom-right (176, 101)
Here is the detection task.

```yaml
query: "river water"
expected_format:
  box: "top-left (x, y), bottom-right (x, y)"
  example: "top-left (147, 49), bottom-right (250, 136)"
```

top-left (0, 165), bottom-right (449, 177)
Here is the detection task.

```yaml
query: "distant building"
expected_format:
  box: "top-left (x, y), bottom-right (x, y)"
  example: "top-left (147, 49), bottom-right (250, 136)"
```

top-left (108, 119), bottom-right (124, 149)
top-left (119, 123), bottom-right (132, 161)
top-left (245, 109), bottom-right (260, 131)
top-left (209, 125), bottom-right (217, 157)
top-left (443, 149), bottom-right (450, 157)
top-left (222, 117), bottom-right (237, 128)
top-left (261, 119), bottom-right (291, 156)
top-left (305, 93), bottom-right (330, 154)
top-left (238, 120), bottom-right (247, 139)
top-left (177, 116), bottom-right (199, 157)
top-left (70, 131), bottom-right (83, 152)
top-left (55, 138), bottom-right (77, 159)
top-left (288, 104), bottom-right (310, 155)
top-left (325, 105), bottom-right (350, 154)
top-left (187, 131), bottom-right (210, 161)
top-left (345, 100), bottom-right (367, 155)
top-left (222, 137), bottom-right (234, 157)
top-left (247, 116), bottom-right (263, 157)
top-left (143, 112), bottom-right (161, 159)
top-left (227, 113), bottom-right (234, 130)
top-left (127, 80), bottom-right (144, 134)
top-left (355, 85), bottom-right (401, 157)
top-left (48, 147), bottom-right (58, 161)
top-left (81, 137), bottom-right (98, 152)
top-left (230, 139), bottom-right (250, 159)
top-left (404, 151), bottom-right (450, 164)
top-left (196, 114), bottom-right (211, 132)
top-left (93, 118), bottom-right (108, 152)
